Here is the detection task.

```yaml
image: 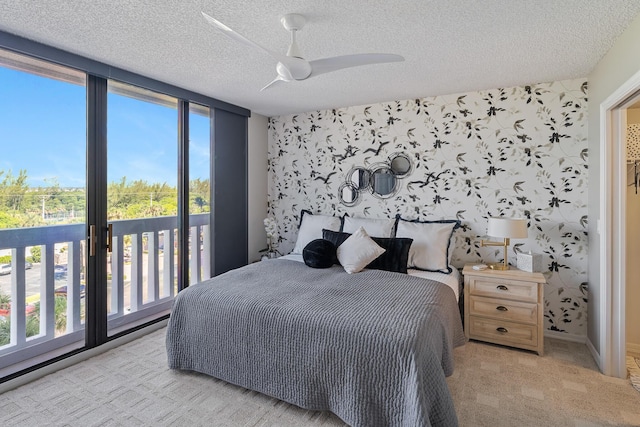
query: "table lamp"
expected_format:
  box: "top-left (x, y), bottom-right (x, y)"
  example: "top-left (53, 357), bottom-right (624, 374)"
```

top-left (480, 217), bottom-right (528, 270)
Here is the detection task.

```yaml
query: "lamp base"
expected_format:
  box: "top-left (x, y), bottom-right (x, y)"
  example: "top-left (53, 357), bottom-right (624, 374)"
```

top-left (488, 263), bottom-right (509, 271)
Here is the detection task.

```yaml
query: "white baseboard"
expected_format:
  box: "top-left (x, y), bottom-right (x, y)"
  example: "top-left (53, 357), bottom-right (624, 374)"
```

top-left (586, 337), bottom-right (603, 372)
top-left (0, 319), bottom-right (167, 394)
top-left (544, 329), bottom-right (587, 343)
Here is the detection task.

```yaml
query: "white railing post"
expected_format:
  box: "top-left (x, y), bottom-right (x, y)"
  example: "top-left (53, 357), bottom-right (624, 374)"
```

top-left (190, 225), bottom-right (202, 285)
top-left (10, 248), bottom-right (26, 347)
top-left (148, 231), bottom-right (159, 302)
top-left (202, 224), bottom-right (211, 280)
top-left (163, 229), bottom-right (174, 297)
top-left (131, 233), bottom-right (143, 311)
top-left (40, 244), bottom-right (55, 338)
top-left (110, 236), bottom-right (124, 317)
top-left (67, 241), bottom-right (82, 333)
top-left (42, 243), bottom-right (55, 340)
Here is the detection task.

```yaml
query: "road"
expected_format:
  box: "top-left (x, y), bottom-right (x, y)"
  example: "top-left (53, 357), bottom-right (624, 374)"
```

top-left (0, 255), bottom-right (173, 309)
top-left (0, 265), bottom-right (68, 301)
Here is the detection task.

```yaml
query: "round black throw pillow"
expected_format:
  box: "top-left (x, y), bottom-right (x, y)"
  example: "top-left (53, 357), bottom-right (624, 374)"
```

top-left (303, 239), bottom-right (336, 269)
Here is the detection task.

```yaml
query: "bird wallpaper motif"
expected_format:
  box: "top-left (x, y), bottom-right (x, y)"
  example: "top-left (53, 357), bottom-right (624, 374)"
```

top-left (267, 78), bottom-right (588, 338)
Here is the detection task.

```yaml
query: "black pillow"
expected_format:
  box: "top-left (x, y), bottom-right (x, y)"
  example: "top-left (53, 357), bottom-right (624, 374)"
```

top-left (302, 239), bottom-right (337, 269)
top-left (322, 228), bottom-right (351, 248)
top-left (322, 229), bottom-right (413, 274)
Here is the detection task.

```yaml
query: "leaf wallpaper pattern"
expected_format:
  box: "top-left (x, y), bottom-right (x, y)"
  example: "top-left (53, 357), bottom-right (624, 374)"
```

top-left (268, 78), bottom-right (588, 337)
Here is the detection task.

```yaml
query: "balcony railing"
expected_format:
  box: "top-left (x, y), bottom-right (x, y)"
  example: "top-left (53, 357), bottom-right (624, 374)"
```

top-left (0, 214), bottom-right (210, 371)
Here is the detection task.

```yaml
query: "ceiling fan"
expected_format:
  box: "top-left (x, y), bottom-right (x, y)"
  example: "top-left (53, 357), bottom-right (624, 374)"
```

top-left (201, 12), bottom-right (404, 91)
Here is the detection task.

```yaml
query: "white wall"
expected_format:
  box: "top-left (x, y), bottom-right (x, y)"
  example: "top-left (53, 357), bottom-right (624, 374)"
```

top-left (247, 113), bottom-right (268, 262)
top-left (587, 12), bottom-right (640, 356)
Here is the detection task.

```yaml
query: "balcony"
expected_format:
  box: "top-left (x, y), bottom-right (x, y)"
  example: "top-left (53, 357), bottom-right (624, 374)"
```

top-left (0, 214), bottom-right (209, 372)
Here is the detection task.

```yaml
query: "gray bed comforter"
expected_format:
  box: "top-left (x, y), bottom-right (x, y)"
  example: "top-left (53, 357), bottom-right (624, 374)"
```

top-left (166, 259), bottom-right (466, 427)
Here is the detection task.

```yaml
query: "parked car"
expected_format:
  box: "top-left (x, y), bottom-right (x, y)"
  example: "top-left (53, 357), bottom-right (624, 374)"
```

top-left (0, 264), bottom-right (11, 276)
top-left (0, 262), bottom-right (32, 273)
top-left (54, 284), bottom-right (85, 297)
top-left (54, 265), bottom-right (67, 280)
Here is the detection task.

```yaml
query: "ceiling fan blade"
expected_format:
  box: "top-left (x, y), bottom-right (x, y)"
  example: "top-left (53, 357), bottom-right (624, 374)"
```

top-left (260, 76), bottom-right (286, 91)
top-left (201, 12), bottom-right (292, 64)
top-left (309, 53), bottom-right (404, 78)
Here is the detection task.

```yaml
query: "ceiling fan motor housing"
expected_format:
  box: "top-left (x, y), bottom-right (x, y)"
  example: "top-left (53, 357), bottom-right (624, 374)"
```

top-left (280, 13), bottom-right (306, 31)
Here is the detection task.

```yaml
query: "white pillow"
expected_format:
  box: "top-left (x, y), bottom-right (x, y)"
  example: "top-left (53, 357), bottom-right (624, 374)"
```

top-left (292, 211), bottom-right (342, 254)
top-left (395, 219), bottom-right (459, 273)
top-left (336, 227), bottom-right (386, 274)
top-left (342, 216), bottom-right (395, 238)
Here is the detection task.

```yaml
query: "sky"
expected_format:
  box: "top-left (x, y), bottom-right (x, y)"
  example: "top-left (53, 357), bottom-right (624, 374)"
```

top-left (0, 67), bottom-right (210, 189)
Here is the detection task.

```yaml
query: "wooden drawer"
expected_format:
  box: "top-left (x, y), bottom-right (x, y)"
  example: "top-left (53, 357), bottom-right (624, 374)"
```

top-left (468, 277), bottom-right (538, 302)
top-left (468, 316), bottom-right (538, 349)
top-left (468, 295), bottom-right (537, 324)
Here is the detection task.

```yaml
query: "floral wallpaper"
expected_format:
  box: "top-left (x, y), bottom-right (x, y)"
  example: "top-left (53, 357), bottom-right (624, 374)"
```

top-left (267, 78), bottom-right (588, 337)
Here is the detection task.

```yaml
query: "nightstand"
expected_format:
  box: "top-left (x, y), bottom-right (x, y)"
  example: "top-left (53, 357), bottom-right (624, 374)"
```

top-left (463, 264), bottom-right (545, 355)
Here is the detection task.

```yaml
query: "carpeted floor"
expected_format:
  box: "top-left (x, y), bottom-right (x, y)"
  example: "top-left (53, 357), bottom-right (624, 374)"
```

top-left (628, 356), bottom-right (640, 394)
top-left (1, 328), bottom-right (639, 426)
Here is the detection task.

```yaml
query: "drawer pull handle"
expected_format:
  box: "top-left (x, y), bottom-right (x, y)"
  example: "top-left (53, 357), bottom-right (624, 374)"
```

top-left (496, 285), bottom-right (509, 291)
top-left (496, 327), bottom-right (508, 333)
top-left (496, 306), bottom-right (508, 312)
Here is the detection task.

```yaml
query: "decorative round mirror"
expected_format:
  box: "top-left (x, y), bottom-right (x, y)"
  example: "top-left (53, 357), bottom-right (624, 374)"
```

top-left (369, 164), bottom-right (397, 199)
top-left (338, 182), bottom-right (360, 207)
top-left (347, 166), bottom-right (371, 190)
top-left (389, 152), bottom-right (412, 178)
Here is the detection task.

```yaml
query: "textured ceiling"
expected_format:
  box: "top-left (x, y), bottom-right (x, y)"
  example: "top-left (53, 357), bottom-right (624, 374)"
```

top-left (0, 0), bottom-right (639, 117)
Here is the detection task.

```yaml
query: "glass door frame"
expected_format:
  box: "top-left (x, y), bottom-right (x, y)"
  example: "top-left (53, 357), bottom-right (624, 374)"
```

top-left (86, 75), bottom-right (108, 347)
top-left (88, 81), bottom-right (195, 346)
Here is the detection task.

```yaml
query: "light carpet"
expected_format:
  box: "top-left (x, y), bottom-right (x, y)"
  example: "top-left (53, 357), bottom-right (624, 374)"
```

top-left (628, 356), bottom-right (640, 394)
top-left (1, 328), bottom-right (639, 426)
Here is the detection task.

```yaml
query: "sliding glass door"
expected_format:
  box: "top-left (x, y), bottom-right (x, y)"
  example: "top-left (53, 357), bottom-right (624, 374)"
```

top-left (188, 103), bottom-right (211, 285)
top-left (105, 82), bottom-right (180, 336)
top-left (0, 32), bottom-right (244, 380)
top-left (0, 49), bottom-right (87, 374)
top-left (0, 50), bottom-right (215, 377)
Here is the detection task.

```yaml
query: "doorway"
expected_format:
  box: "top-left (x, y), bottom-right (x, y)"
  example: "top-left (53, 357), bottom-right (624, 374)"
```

top-left (626, 104), bottom-right (640, 360)
top-left (600, 68), bottom-right (640, 378)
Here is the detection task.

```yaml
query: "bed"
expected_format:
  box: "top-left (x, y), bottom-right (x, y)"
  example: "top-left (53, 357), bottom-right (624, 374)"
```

top-left (166, 255), bottom-right (466, 426)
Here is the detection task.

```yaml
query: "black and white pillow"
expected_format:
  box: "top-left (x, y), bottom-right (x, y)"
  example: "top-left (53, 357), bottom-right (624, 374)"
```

top-left (341, 215), bottom-right (395, 238)
top-left (292, 210), bottom-right (342, 254)
top-left (394, 215), bottom-right (460, 273)
top-left (323, 229), bottom-right (413, 274)
top-left (335, 227), bottom-right (386, 274)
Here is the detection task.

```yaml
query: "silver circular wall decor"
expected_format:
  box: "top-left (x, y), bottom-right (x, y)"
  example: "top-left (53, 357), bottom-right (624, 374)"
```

top-left (369, 163), bottom-right (398, 199)
top-left (346, 166), bottom-right (372, 190)
top-left (338, 182), bottom-right (360, 207)
top-left (388, 152), bottom-right (412, 177)
top-left (337, 152), bottom-right (412, 206)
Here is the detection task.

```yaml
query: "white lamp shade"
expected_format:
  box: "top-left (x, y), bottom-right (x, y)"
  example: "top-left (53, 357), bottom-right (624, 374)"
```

top-left (487, 217), bottom-right (528, 239)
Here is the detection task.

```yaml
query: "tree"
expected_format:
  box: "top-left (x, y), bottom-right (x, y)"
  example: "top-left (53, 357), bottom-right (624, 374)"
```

top-left (30, 245), bottom-right (41, 263)
top-left (0, 169), bottom-right (29, 212)
top-left (190, 178), bottom-right (210, 213)
top-left (0, 211), bottom-right (20, 229)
